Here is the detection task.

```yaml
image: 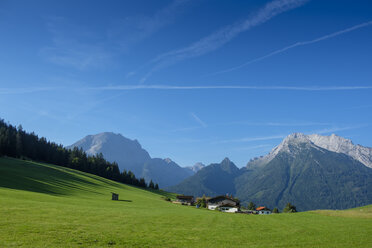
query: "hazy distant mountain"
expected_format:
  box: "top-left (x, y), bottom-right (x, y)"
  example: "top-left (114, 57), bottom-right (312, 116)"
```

top-left (167, 158), bottom-right (240, 197)
top-left (185, 162), bottom-right (205, 173)
top-left (169, 133), bottom-right (372, 211)
top-left (142, 158), bottom-right (195, 188)
top-left (68, 132), bottom-right (193, 188)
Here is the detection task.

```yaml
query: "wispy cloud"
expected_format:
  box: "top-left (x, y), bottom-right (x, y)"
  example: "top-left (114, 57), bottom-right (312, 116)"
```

top-left (209, 20), bottom-right (372, 75)
top-left (312, 125), bottom-right (368, 135)
top-left (109, 0), bottom-right (192, 51)
top-left (41, 17), bottom-right (112, 70)
top-left (0, 87), bottom-right (59, 94)
top-left (233, 144), bottom-right (273, 151)
top-left (214, 134), bottom-right (286, 144)
top-left (87, 85), bottom-right (372, 91)
top-left (138, 0), bottom-right (309, 82)
top-left (3, 84), bottom-right (372, 94)
top-left (215, 121), bottom-right (332, 127)
top-left (190, 112), bottom-right (207, 128)
top-left (213, 125), bottom-right (367, 144)
top-left (42, 1), bottom-right (191, 70)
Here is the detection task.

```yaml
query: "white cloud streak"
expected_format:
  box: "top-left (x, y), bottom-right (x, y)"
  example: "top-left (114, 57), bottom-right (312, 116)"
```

top-left (139, 0), bottom-right (309, 82)
top-left (233, 144), bottom-right (272, 151)
top-left (215, 134), bottom-right (286, 144)
top-left (210, 20), bottom-right (372, 75)
top-left (214, 125), bottom-right (367, 144)
top-left (110, 0), bottom-right (192, 51)
top-left (313, 125), bottom-right (368, 135)
top-left (2, 84), bottom-right (372, 94)
top-left (190, 112), bottom-right (207, 128)
top-left (87, 85), bottom-right (372, 91)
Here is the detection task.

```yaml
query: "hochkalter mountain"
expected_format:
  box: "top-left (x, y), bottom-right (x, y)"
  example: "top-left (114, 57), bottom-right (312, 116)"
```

top-left (168, 133), bottom-right (372, 211)
top-left (67, 132), bottom-right (193, 188)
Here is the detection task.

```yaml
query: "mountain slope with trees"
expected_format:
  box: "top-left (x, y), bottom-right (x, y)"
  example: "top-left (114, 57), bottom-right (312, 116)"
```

top-left (167, 158), bottom-right (240, 196)
top-left (0, 119), bottom-right (155, 189)
top-left (169, 133), bottom-right (372, 211)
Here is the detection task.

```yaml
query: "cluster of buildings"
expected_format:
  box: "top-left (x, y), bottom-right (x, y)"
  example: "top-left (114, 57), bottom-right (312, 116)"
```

top-left (175, 195), bottom-right (272, 214)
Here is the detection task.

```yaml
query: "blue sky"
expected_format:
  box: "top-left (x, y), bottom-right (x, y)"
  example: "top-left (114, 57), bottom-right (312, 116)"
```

top-left (1, 0), bottom-right (372, 167)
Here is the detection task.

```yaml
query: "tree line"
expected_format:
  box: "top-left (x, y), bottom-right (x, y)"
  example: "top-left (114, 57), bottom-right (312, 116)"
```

top-left (0, 119), bottom-right (159, 190)
top-left (247, 201), bottom-right (297, 213)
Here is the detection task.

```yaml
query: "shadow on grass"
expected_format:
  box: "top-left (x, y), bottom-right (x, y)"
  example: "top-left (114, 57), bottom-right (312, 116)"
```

top-left (116, 199), bottom-right (132, 202)
top-left (0, 158), bottom-right (105, 196)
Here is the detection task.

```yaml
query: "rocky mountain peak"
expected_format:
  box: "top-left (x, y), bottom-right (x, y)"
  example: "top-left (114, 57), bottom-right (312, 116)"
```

top-left (164, 158), bottom-right (173, 164)
top-left (191, 162), bottom-right (205, 172)
top-left (307, 133), bottom-right (372, 168)
top-left (247, 133), bottom-right (372, 169)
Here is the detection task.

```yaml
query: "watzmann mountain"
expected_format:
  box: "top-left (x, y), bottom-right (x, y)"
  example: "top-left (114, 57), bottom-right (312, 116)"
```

top-left (68, 132), bottom-right (193, 188)
top-left (168, 133), bottom-right (372, 211)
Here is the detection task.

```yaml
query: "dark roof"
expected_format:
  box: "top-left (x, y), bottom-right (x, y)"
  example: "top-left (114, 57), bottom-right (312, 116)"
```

top-left (176, 195), bottom-right (194, 200)
top-left (207, 195), bottom-right (239, 204)
top-left (218, 203), bottom-right (238, 208)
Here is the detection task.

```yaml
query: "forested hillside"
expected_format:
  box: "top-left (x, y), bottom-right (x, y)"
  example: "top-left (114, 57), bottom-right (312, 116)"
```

top-left (0, 119), bottom-right (157, 189)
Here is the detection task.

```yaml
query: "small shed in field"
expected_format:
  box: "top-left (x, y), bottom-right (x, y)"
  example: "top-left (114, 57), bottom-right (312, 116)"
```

top-left (111, 192), bottom-right (119, 201)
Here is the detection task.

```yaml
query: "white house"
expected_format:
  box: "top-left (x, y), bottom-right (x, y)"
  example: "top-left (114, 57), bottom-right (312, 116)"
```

top-left (207, 196), bottom-right (239, 213)
top-left (218, 203), bottom-right (239, 213)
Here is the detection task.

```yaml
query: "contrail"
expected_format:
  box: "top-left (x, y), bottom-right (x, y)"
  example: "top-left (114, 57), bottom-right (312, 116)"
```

top-left (190, 112), bottom-right (207, 128)
top-left (138, 0), bottom-right (309, 83)
top-left (2, 85), bottom-right (372, 95)
top-left (209, 20), bottom-right (372, 76)
top-left (87, 85), bottom-right (372, 91)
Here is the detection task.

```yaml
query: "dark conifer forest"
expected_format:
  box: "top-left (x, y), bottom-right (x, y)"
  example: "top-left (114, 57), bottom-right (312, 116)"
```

top-left (0, 119), bottom-right (158, 190)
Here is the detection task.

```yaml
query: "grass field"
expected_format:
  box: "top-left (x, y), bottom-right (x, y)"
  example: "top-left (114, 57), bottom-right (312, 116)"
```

top-left (1, 157), bottom-right (372, 247)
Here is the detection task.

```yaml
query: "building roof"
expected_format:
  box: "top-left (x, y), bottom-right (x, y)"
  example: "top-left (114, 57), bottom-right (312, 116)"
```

top-left (176, 195), bottom-right (194, 200)
top-left (256, 206), bottom-right (270, 211)
top-left (207, 195), bottom-right (239, 204)
top-left (218, 203), bottom-right (238, 208)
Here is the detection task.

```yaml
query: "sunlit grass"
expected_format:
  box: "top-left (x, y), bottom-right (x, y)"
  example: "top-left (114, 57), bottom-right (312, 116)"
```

top-left (1, 157), bottom-right (371, 247)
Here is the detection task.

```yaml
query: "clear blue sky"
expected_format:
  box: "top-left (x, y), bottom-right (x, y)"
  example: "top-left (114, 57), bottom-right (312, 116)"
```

top-left (1, 0), bottom-right (372, 167)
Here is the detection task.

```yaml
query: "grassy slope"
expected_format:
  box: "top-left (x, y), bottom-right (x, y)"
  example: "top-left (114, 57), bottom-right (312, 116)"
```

top-left (0, 157), bottom-right (371, 248)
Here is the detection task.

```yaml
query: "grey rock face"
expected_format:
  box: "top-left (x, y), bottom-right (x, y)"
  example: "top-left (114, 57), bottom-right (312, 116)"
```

top-left (68, 132), bottom-right (192, 188)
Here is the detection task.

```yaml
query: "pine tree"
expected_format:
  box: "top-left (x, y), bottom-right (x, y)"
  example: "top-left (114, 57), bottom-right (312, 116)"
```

top-left (149, 180), bottom-right (155, 189)
top-left (283, 203), bottom-right (297, 213)
top-left (16, 125), bottom-right (23, 157)
top-left (247, 201), bottom-right (256, 210)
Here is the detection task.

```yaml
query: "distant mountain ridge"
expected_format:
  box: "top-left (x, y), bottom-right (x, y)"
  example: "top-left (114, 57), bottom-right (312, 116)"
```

top-left (168, 133), bottom-right (372, 211)
top-left (68, 132), bottom-right (193, 188)
top-left (185, 162), bottom-right (206, 173)
top-left (247, 133), bottom-right (372, 169)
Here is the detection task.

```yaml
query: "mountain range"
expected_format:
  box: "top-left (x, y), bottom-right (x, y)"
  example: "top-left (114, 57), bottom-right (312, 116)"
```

top-left (67, 132), bottom-right (201, 188)
top-left (168, 133), bottom-right (372, 211)
top-left (68, 132), bottom-right (372, 211)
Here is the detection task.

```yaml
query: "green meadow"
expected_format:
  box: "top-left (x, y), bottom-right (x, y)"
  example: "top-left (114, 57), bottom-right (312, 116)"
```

top-left (0, 157), bottom-right (371, 247)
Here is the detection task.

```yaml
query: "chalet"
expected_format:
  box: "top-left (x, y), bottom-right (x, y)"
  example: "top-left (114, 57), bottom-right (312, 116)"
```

top-left (256, 206), bottom-right (271, 215)
top-left (207, 195), bottom-right (239, 213)
top-left (176, 195), bottom-right (194, 205)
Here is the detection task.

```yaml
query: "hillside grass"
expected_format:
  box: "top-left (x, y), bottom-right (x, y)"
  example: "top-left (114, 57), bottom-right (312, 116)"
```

top-left (0, 157), bottom-right (371, 247)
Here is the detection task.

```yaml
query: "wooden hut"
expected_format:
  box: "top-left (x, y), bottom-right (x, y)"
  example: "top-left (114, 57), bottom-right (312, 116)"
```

top-left (111, 192), bottom-right (119, 201)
